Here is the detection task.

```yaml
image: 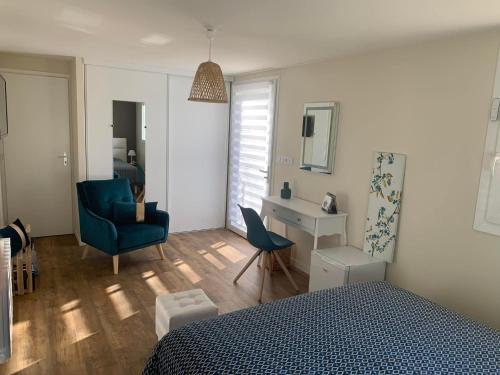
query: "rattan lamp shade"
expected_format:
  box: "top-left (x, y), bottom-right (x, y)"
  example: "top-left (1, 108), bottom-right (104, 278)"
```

top-left (188, 61), bottom-right (228, 103)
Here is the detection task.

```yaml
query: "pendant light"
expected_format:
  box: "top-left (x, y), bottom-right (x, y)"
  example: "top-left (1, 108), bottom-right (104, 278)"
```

top-left (188, 27), bottom-right (228, 103)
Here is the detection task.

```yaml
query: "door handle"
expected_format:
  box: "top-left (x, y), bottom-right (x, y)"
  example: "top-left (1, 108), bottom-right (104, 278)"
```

top-left (58, 152), bottom-right (68, 166)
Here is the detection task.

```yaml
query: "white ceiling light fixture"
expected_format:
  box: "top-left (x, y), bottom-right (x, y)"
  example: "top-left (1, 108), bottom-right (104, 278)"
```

top-left (140, 34), bottom-right (172, 46)
top-left (188, 27), bottom-right (228, 104)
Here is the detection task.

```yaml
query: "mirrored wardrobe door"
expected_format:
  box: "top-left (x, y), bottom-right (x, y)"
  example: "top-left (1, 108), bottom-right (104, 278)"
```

top-left (112, 100), bottom-right (146, 202)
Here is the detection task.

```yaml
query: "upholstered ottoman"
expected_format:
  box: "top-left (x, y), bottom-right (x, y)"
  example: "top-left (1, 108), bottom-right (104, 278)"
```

top-left (155, 289), bottom-right (218, 340)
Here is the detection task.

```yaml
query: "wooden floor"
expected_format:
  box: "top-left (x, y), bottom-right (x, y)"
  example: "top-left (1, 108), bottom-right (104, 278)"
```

top-left (0, 229), bottom-right (308, 375)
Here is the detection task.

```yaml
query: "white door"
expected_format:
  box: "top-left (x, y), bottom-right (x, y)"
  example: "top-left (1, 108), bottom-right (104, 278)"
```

top-left (2, 72), bottom-right (72, 237)
top-left (227, 79), bottom-right (277, 235)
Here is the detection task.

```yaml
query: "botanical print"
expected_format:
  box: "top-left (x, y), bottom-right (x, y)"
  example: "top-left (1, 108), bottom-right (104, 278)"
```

top-left (363, 152), bottom-right (406, 262)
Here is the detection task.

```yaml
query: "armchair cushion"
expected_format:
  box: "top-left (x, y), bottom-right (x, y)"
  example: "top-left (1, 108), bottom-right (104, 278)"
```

top-left (80, 178), bottom-right (134, 220)
top-left (112, 201), bottom-right (158, 225)
top-left (116, 224), bottom-right (165, 250)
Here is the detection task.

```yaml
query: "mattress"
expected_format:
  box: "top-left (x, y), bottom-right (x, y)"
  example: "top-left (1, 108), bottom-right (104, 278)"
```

top-left (142, 282), bottom-right (500, 374)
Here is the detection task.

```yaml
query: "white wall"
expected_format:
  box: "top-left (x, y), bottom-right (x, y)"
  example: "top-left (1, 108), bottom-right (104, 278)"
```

top-left (85, 65), bottom-right (168, 209)
top-left (70, 57), bottom-right (86, 243)
top-left (237, 29), bottom-right (500, 328)
top-left (168, 75), bottom-right (229, 232)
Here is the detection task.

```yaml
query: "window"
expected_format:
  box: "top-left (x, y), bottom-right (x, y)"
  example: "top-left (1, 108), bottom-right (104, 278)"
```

top-left (227, 79), bottom-right (277, 234)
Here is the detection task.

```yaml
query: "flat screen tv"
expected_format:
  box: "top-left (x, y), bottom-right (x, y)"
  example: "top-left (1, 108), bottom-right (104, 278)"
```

top-left (0, 75), bottom-right (7, 138)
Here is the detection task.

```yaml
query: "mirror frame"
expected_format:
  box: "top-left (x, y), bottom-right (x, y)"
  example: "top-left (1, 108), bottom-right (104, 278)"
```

top-left (299, 101), bottom-right (339, 174)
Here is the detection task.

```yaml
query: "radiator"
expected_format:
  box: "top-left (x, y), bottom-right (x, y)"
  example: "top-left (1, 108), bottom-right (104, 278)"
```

top-left (0, 238), bottom-right (11, 363)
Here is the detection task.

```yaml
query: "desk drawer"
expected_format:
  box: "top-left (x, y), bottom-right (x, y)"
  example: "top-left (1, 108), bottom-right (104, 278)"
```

top-left (271, 205), bottom-right (315, 231)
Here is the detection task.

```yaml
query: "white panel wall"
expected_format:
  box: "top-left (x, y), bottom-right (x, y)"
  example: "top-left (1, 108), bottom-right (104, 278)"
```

top-left (85, 65), bottom-right (168, 209)
top-left (168, 75), bottom-right (229, 232)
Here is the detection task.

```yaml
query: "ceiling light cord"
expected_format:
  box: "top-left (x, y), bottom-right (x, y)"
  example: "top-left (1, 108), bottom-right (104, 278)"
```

top-left (207, 27), bottom-right (215, 62)
top-left (208, 36), bottom-right (213, 62)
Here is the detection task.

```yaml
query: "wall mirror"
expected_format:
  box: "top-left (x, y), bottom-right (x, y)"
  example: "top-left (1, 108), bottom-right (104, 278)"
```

top-left (300, 101), bottom-right (339, 174)
top-left (112, 100), bottom-right (146, 201)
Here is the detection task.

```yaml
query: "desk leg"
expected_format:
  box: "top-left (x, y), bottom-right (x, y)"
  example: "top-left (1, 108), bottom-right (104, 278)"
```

top-left (341, 229), bottom-right (347, 246)
top-left (313, 220), bottom-right (319, 250)
top-left (341, 217), bottom-right (347, 246)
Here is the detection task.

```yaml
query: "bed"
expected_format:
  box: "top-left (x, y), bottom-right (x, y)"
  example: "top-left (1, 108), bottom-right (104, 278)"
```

top-left (112, 138), bottom-right (145, 186)
top-left (113, 158), bottom-right (144, 186)
top-left (142, 282), bottom-right (500, 374)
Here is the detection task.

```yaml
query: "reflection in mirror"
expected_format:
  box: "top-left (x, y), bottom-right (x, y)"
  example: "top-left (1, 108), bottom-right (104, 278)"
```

top-left (300, 102), bottom-right (339, 174)
top-left (112, 100), bottom-right (146, 202)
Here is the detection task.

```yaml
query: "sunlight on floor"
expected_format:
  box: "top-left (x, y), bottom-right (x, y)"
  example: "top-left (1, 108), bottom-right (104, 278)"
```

top-left (210, 241), bottom-right (226, 249)
top-left (141, 270), bottom-right (169, 295)
top-left (217, 245), bottom-right (246, 263)
top-left (174, 259), bottom-right (202, 284)
top-left (105, 284), bottom-right (139, 320)
top-left (60, 299), bottom-right (97, 344)
top-left (197, 249), bottom-right (226, 270)
top-left (8, 321), bottom-right (41, 373)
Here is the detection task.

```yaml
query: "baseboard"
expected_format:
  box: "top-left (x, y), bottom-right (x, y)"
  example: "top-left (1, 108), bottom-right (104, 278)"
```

top-left (290, 263), bottom-right (309, 277)
top-left (169, 227), bottom-right (226, 235)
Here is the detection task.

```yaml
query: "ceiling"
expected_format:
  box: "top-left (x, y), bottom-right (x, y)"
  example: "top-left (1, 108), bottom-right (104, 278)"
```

top-left (1, 0), bottom-right (500, 75)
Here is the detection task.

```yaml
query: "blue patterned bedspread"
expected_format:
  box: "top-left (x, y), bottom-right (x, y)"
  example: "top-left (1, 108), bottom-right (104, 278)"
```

top-left (142, 282), bottom-right (500, 374)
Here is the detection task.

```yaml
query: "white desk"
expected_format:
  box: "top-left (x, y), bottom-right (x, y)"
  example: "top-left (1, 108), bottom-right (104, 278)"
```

top-left (260, 196), bottom-right (348, 249)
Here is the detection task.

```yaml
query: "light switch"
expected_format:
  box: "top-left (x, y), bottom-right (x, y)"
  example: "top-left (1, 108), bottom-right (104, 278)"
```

top-left (491, 98), bottom-right (500, 121)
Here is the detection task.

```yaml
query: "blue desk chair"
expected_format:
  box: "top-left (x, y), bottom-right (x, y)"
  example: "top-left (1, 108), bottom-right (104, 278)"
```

top-left (77, 178), bottom-right (169, 274)
top-left (233, 205), bottom-right (299, 302)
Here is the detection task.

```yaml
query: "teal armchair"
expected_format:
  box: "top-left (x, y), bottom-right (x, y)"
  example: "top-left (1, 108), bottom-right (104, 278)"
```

top-left (77, 178), bottom-right (169, 274)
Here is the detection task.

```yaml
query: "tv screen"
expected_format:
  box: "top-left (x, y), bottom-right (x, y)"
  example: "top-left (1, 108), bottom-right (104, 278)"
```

top-left (0, 75), bottom-right (7, 137)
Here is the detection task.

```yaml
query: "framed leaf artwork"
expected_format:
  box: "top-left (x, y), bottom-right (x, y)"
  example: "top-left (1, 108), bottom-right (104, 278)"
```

top-left (363, 152), bottom-right (406, 262)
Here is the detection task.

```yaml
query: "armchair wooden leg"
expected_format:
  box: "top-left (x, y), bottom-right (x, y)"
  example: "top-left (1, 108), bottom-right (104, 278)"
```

top-left (258, 252), bottom-right (268, 303)
top-left (274, 251), bottom-right (299, 292)
top-left (113, 255), bottom-right (119, 275)
top-left (156, 244), bottom-right (165, 260)
top-left (81, 245), bottom-right (89, 260)
top-left (233, 250), bottom-right (262, 284)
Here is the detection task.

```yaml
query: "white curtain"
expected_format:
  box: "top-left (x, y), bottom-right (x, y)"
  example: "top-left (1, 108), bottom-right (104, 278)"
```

top-left (0, 238), bottom-right (12, 363)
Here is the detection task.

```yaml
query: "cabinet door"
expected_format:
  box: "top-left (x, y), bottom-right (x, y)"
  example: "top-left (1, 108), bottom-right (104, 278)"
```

top-left (85, 65), bottom-right (168, 209)
top-left (309, 252), bottom-right (347, 292)
top-left (475, 48), bottom-right (500, 236)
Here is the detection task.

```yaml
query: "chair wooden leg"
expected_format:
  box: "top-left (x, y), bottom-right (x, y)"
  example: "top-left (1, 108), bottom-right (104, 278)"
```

top-left (81, 245), bottom-right (89, 260)
top-left (274, 251), bottom-right (299, 291)
top-left (257, 252), bottom-right (263, 268)
top-left (267, 252), bottom-right (273, 276)
top-left (113, 255), bottom-right (119, 275)
top-left (258, 252), bottom-right (268, 303)
top-left (156, 244), bottom-right (165, 260)
top-left (233, 250), bottom-right (262, 284)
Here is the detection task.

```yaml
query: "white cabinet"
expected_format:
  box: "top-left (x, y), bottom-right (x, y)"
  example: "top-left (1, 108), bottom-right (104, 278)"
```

top-left (85, 65), bottom-right (168, 209)
top-left (475, 48), bottom-right (500, 236)
top-left (309, 246), bottom-right (385, 292)
top-left (168, 76), bottom-right (229, 233)
top-left (85, 66), bottom-right (230, 232)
